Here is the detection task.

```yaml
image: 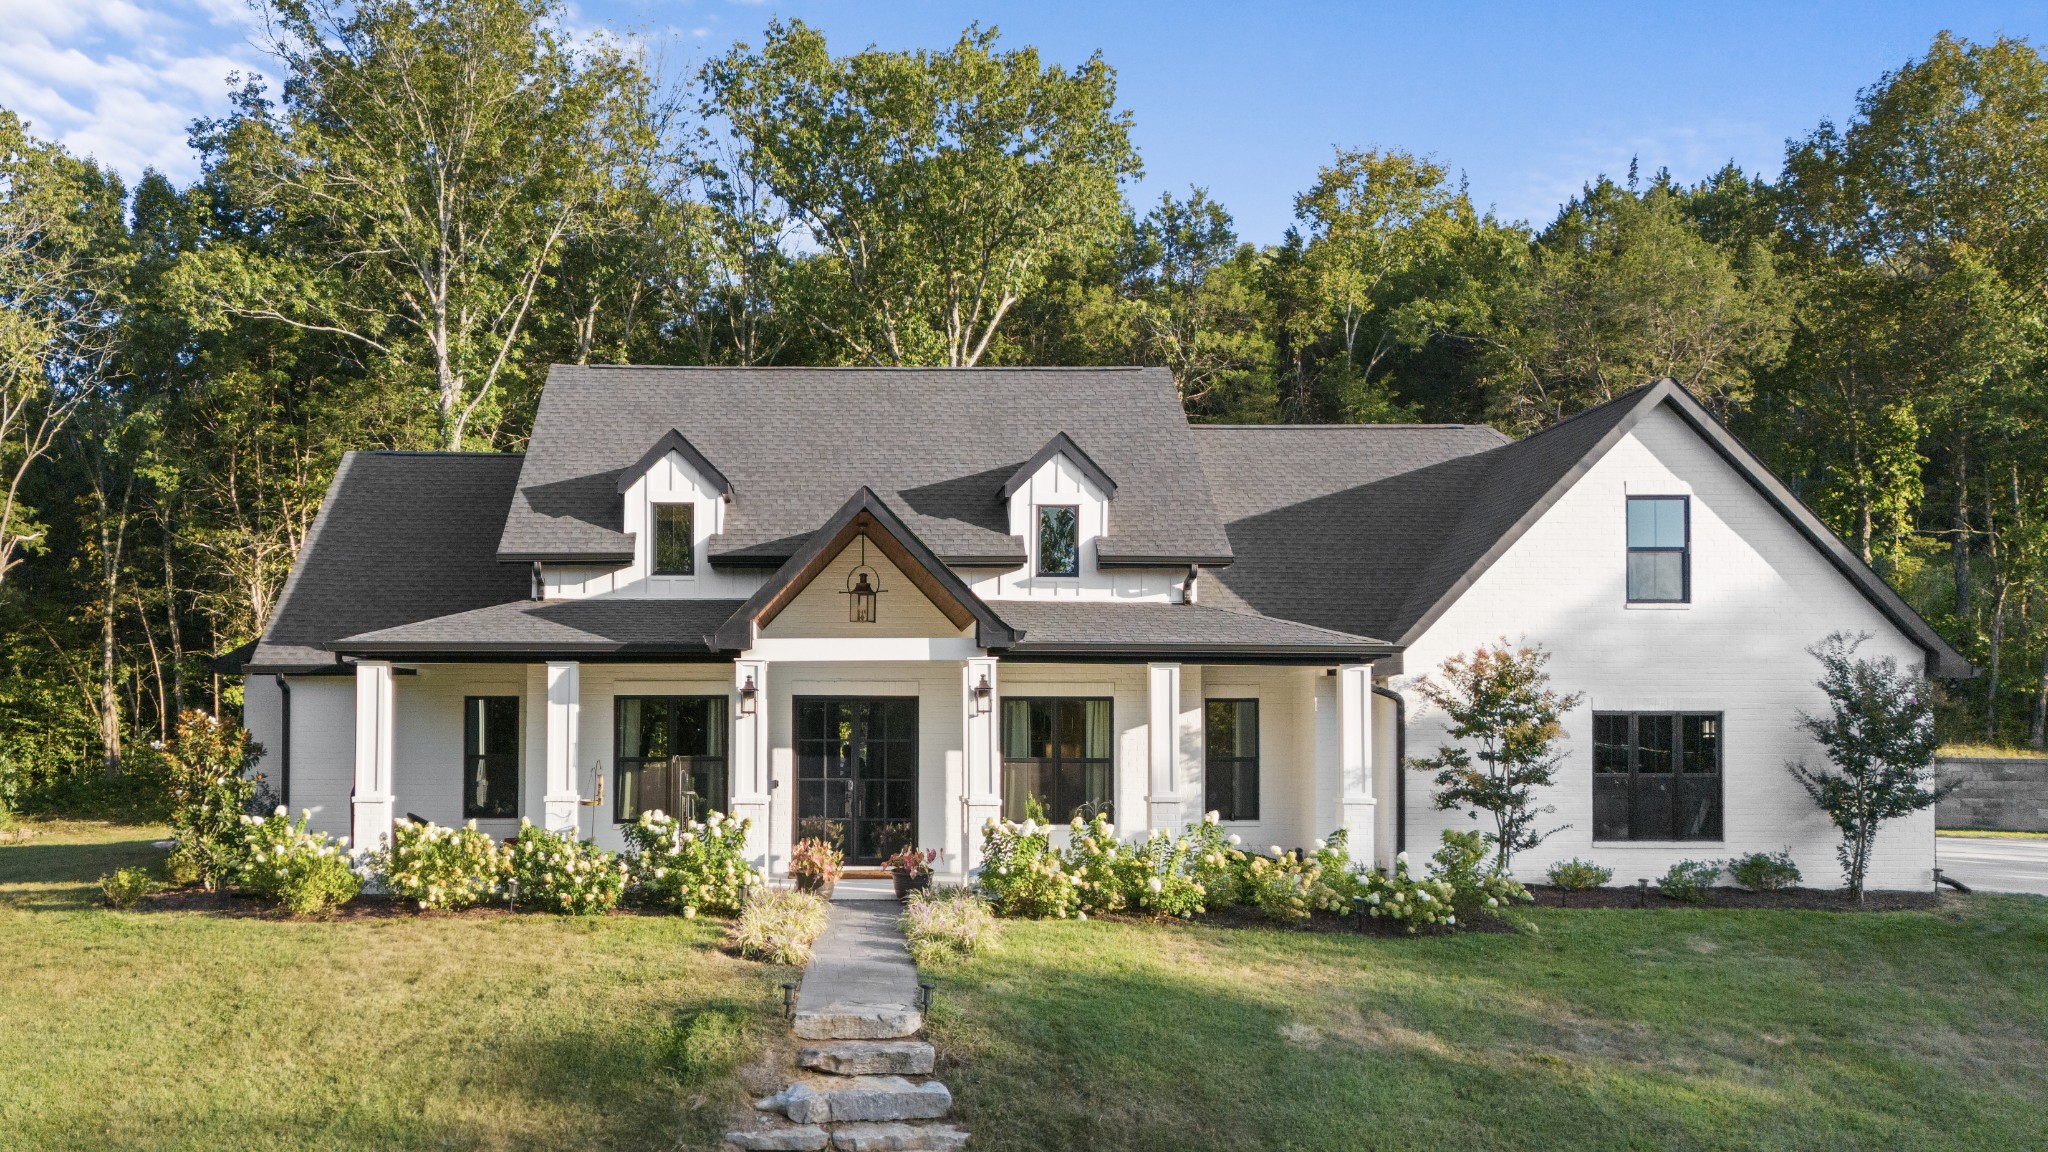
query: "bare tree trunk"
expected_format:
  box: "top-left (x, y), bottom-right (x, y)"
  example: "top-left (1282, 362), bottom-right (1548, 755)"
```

top-left (1952, 442), bottom-right (1972, 619)
top-left (2030, 638), bottom-right (2048, 750)
top-left (1985, 582), bottom-right (2006, 742)
top-left (99, 512), bottom-right (121, 779)
top-left (162, 508), bottom-right (185, 721)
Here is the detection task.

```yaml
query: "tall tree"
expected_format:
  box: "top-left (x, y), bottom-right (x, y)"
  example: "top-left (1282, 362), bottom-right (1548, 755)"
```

top-left (704, 20), bottom-right (1142, 367)
top-left (190, 0), bottom-right (654, 449)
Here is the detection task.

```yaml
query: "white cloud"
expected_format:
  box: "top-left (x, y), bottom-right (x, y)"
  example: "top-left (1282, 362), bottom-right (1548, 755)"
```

top-left (0, 0), bottom-right (267, 182)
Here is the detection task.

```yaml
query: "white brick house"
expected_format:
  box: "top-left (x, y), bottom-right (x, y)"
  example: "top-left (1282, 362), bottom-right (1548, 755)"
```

top-left (234, 369), bottom-right (1966, 888)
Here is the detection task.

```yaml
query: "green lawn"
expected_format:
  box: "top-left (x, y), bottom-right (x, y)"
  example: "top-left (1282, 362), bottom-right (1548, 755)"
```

top-left (0, 821), bottom-right (785, 1151)
top-left (923, 898), bottom-right (2048, 1152)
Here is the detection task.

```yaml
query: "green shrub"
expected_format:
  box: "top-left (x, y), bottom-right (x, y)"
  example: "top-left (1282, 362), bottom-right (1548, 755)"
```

top-left (1063, 814), bottom-right (1145, 913)
top-left (977, 818), bottom-right (1080, 919)
top-left (1310, 829), bottom-right (1370, 909)
top-left (160, 710), bottom-right (261, 891)
top-left (730, 889), bottom-right (829, 964)
top-left (901, 887), bottom-right (1000, 965)
top-left (1183, 815), bottom-right (1250, 906)
top-left (1546, 857), bottom-right (1613, 892)
top-left (1243, 849), bottom-right (1321, 924)
top-left (1360, 851), bottom-right (1458, 933)
top-left (622, 809), bottom-right (761, 916)
top-left (511, 822), bottom-right (627, 915)
top-left (1728, 849), bottom-right (1802, 892)
top-left (1428, 829), bottom-right (1531, 918)
top-left (1130, 827), bottom-right (1207, 918)
top-left (100, 867), bottom-right (156, 909)
top-left (1658, 859), bottom-right (1723, 904)
top-left (380, 819), bottom-right (510, 910)
top-left (237, 808), bottom-right (361, 915)
top-left (667, 1009), bottom-right (747, 1085)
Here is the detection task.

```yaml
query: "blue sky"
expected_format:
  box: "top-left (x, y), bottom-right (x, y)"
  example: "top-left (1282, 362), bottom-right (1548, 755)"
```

top-left (5, 1), bottom-right (2045, 241)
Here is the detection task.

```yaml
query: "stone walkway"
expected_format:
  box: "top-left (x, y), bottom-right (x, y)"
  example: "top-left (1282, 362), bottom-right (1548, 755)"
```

top-left (726, 886), bottom-right (968, 1152)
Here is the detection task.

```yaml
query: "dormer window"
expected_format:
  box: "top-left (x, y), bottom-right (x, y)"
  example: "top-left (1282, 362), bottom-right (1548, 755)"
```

top-left (1037, 506), bottom-right (1079, 576)
top-left (654, 503), bottom-right (694, 575)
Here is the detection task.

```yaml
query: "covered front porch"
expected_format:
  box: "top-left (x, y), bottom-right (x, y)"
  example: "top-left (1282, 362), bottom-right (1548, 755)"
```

top-left (318, 650), bottom-right (1390, 882)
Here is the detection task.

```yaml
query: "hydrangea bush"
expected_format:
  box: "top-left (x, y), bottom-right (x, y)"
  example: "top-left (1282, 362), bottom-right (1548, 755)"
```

top-left (1183, 816), bottom-right (1248, 906)
top-left (238, 808), bottom-right (361, 915)
top-left (1065, 815), bottom-right (1146, 913)
top-left (977, 818), bottom-right (1080, 919)
top-left (1428, 829), bottom-right (1530, 918)
top-left (1360, 851), bottom-right (1458, 933)
top-left (622, 809), bottom-right (760, 916)
top-left (512, 821), bottom-right (629, 915)
top-left (380, 819), bottom-right (511, 910)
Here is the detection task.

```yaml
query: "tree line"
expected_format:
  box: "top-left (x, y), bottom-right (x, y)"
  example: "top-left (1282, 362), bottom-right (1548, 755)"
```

top-left (1, 0), bottom-right (2044, 802)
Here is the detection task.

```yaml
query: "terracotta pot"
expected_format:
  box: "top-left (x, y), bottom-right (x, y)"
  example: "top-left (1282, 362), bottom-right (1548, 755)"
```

top-left (795, 872), bottom-right (836, 899)
top-left (892, 871), bottom-right (932, 900)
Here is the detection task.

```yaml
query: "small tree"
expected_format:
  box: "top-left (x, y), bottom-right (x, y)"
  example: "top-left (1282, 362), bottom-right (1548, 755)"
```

top-left (1409, 640), bottom-right (1583, 873)
top-left (161, 710), bottom-right (261, 891)
top-left (1787, 631), bottom-right (1944, 901)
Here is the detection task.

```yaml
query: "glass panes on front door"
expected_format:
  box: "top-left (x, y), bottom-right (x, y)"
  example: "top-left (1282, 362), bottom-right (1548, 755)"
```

top-left (1593, 711), bottom-right (1722, 840)
top-left (615, 696), bottom-right (727, 822)
top-left (795, 698), bottom-right (918, 865)
top-left (1001, 697), bottom-right (1112, 823)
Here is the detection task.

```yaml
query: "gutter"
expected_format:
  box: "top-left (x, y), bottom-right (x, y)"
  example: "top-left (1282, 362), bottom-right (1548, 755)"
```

top-left (276, 675), bottom-right (292, 809)
top-left (1373, 684), bottom-right (1406, 856)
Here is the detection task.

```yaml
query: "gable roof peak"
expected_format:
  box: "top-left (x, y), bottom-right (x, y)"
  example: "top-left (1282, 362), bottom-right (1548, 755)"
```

top-left (1001, 430), bottom-right (1118, 500)
top-left (615, 428), bottom-right (731, 496)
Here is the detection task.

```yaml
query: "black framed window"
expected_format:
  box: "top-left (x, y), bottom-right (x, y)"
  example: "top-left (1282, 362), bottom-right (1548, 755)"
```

top-left (1036, 506), bottom-right (1079, 576)
top-left (1204, 699), bottom-right (1259, 821)
top-left (615, 696), bottom-right (727, 822)
top-left (1593, 711), bottom-right (1722, 840)
top-left (463, 696), bottom-right (520, 819)
top-left (1626, 495), bottom-right (1689, 602)
top-left (653, 503), bottom-right (694, 576)
top-left (1002, 697), bottom-right (1111, 822)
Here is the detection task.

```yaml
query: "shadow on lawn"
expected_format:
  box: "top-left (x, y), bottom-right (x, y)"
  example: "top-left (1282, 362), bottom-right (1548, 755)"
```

top-left (0, 834), bottom-right (168, 909)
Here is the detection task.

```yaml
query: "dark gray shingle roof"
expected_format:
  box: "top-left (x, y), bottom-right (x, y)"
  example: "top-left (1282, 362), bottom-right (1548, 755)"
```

top-left (990, 600), bottom-right (1389, 659)
top-left (334, 597), bottom-right (745, 657)
top-left (249, 452), bottom-right (532, 673)
top-left (496, 366), bottom-right (1232, 567)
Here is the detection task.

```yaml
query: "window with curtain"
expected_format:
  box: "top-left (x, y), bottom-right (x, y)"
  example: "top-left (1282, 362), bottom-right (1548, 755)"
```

top-left (1593, 711), bottom-right (1721, 840)
top-left (653, 503), bottom-right (694, 575)
top-left (1204, 699), bottom-right (1259, 821)
top-left (615, 696), bottom-right (727, 822)
top-left (463, 696), bottom-right (520, 819)
top-left (1626, 495), bottom-right (1689, 602)
top-left (1001, 697), bottom-right (1112, 822)
top-left (1036, 506), bottom-right (1079, 576)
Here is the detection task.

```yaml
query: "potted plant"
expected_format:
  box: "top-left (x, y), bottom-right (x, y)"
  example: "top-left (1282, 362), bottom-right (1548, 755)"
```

top-left (885, 846), bottom-right (939, 899)
top-left (790, 837), bottom-right (842, 898)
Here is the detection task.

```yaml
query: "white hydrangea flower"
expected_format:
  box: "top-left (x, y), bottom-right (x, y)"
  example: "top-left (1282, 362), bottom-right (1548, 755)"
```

top-left (1227, 834), bottom-right (1241, 847)
top-left (1146, 876), bottom-right (1163, 894)
top-left (1313, 839), bottom-right (1327, 851)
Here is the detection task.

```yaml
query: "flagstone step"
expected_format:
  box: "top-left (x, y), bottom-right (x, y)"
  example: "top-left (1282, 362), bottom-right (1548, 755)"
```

top-left (831, 1121), bottom-right (971, 1152)
top-left (798, 1040), bottom-right (936, 1077)
top-left (792, 1005), bottom-right (923, 1041)
top-left (755, 1076), bottom-right (953, 1125)
top-left (722, 1119), bottom-right (830, 1151)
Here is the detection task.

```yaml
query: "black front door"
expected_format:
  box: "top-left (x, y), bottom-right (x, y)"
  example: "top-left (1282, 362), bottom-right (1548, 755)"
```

top-left (795, 697), bottom-right (917, 866)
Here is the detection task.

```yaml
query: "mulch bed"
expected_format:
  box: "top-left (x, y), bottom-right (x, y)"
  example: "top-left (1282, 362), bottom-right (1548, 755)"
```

top-left (1523, 885), bottom-right (1940, 912)
top-left (137, 889), bottom-right (686, 920)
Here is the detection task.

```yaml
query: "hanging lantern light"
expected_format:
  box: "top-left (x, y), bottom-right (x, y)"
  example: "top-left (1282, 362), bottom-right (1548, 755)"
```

top-left (843, 536), bottom-right (884, 623)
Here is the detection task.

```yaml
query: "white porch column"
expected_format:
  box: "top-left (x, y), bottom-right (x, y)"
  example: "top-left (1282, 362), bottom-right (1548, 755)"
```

top-left (1336, 664), bottom-right (1377, 863)
top-left (961, 657), bottom-right (1001, 873)
top-left (1146, 662), bottom-right (1183, 834)
top-left (350, 660), bottom-right (395, 855)
top-left (729, 660), bottom-right (771, 872)
top-left (543, 661), bottom-right (581, 834)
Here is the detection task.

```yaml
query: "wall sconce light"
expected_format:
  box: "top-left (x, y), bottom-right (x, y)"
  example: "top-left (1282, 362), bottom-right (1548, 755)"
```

top-left (972, 672), bottom-right (993, 715)
top-left (739, 674), bottom-right (758, 716)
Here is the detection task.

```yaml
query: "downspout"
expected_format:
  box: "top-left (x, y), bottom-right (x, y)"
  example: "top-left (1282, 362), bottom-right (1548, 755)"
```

top-left (275, 674), bottom-right (292, 809)
top-left (1372, 684), bottom-right (1405, 856)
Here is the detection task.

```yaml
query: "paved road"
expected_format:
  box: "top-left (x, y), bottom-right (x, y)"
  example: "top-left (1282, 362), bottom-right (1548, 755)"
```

top-left (1935, 835), bottom-right (2048, 896)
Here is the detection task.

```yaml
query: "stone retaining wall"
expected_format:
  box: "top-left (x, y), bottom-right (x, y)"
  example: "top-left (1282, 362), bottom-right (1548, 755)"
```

top-left (1937, 756), bottom-right (2048, 832)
